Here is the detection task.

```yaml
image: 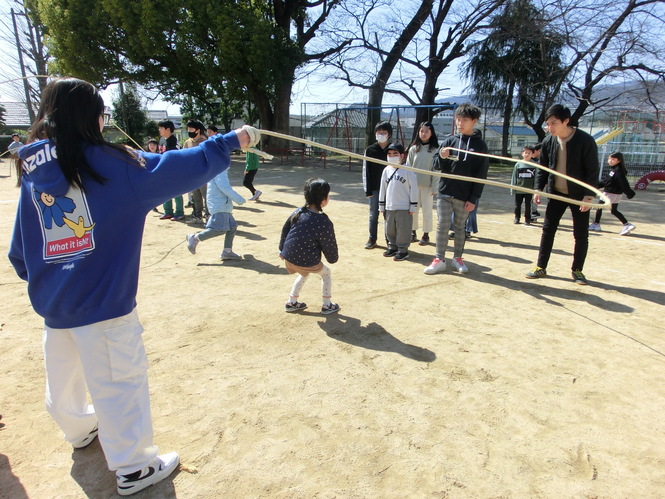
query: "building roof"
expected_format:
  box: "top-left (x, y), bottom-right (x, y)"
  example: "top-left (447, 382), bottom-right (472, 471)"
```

top-left (0, 101), bottom-right (35, 128)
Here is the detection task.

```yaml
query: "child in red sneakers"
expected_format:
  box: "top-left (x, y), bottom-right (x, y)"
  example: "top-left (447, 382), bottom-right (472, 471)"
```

top-left (279, 178), bottom-right (340, 315)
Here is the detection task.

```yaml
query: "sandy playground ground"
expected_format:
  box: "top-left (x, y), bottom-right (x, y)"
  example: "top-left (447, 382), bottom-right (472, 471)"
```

top-left (1, 153), bottom-right (664, 499)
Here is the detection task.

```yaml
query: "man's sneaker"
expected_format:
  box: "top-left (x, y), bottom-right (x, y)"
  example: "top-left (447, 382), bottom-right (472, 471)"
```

top-left (452, 257), bottom-right (468, 273)
top-left (250, 190), bottom-right (263, 201)
top-left (186, 234), bottom-right (199, 255)
top-left (589, 222), bottom-right (602, 231)
top-left (411, 231), bottom-right (418, 243)
top-left (448, 232), bottom-right (455, 239)
top-left (171, 215), bottom-right (185, 221)
top-left (285, 301), bottom-right (307, 313)
top-left (321, 303), bottom-right (340, 315)
top-left (423, 257), bottom-right (446, 275)
top-left (159, 214), bottom-right (173, 220)
top-left (619, 223), bottom-right (635, 235)
top-left (571, 270), bottom-right (588, 285)
top-left (187, 217), bottom-right (203, 225)
top-left (72, 424), bottom-right (98, 449)
top-left (525, 267), bottom-right (547, 279)
top-left (513, 218), bottom-right (520, 224)
top-left (393, 252), bottom-right (409, 261)
top-left (383, 248), bottom-right (398, 257)
top-left (524, 220), bottom-right (533, 226)
top-left (418, 234), bottom-right (430, 246)
top-left (364, 239), bottom-right (376, 249)
top-left (117, 452), bottom-right (180, 496)
top-left (221, 250), bottom-right (241, 260)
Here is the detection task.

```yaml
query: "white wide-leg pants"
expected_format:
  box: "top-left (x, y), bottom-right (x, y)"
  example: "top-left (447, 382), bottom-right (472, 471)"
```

top-left (43, 308), bottom-right (158, 475)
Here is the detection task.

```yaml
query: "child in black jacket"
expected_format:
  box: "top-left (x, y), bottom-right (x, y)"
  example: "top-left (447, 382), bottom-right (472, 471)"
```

top-left (589, 151), bottom-right (636, 235)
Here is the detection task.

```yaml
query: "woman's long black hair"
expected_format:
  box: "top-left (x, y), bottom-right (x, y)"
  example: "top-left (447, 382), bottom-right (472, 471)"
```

top-left (609, 151), bottom-right (628, 176)
top-left (290, 178), bottom-right (331, 223)
top-left (16, 77), bottom-right (139, 189)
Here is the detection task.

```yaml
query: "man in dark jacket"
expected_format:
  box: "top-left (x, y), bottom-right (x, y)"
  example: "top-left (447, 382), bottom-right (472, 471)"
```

top-left (526, 104), bottom-right (599, 285)
top-left (362, 121), bottom-right (393, 249)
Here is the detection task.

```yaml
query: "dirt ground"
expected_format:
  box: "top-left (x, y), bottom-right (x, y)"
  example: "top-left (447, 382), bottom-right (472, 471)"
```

top-left (1, 153), bottom-right (665, 499)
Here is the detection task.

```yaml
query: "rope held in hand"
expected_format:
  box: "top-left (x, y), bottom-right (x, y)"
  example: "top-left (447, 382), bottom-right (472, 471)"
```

top-left (257, 129), bottom-right (610, 208)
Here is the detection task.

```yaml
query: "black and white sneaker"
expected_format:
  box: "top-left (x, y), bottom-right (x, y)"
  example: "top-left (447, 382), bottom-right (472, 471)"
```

top-left (117, 452), bottom-right (180, 496)
top-left (72, 424), bottom-right (99, 449)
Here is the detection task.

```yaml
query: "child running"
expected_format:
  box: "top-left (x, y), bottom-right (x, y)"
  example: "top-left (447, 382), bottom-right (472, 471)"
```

top-left (185, 169), bottom-right (246, 260)
top-left (279, 178), bottom-right (340, 315)
top-left (8, 77), bottom-right (257, 496)
top-left (589, 151), bottom-right (636, 235)
top-left (511, 145), bottom-right (537, 225)
top-left (379, 143), bottom-right (418, 261)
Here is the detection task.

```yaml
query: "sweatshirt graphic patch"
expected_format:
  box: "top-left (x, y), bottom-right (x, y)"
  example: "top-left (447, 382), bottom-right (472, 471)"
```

top-left (32, 186), bottom-right (96, 260)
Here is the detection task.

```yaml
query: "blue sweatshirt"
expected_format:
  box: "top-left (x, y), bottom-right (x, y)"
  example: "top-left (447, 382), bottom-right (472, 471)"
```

top-left (9, 132), bottom-right (240, 328)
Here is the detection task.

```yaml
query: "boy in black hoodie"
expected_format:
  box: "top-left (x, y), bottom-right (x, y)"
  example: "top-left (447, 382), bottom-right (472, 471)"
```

top-left (363, 121), bottom-right (393, 249)
top-left (424, 103), bottom-right (489, 275)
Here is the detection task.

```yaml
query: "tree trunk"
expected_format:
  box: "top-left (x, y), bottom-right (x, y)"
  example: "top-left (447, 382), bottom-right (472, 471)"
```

top-left (501, 80), bottom-right (516, 157)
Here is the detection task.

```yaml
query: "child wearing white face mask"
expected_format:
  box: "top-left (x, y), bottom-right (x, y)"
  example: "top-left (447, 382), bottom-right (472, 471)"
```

top-left (378, 143), bottom-right (418, 261)
top-left (362, 121), bottom-right (393, 249)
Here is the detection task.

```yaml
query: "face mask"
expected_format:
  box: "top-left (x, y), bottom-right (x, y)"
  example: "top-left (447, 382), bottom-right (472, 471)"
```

top-left (376, 133), bottom-right (388, 143)
top-left (387, 155), bottom-right (400, 164)
top-left (188, 131), bottom-right (198, 138)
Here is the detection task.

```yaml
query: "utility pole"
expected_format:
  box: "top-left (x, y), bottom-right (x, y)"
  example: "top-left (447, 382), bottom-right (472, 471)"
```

top-left (11, 8), bottom-right (36, 124)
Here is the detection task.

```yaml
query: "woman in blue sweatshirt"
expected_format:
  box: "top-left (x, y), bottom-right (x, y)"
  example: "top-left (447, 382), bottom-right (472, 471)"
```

top-left (8, 78), bottom-right (257, 496)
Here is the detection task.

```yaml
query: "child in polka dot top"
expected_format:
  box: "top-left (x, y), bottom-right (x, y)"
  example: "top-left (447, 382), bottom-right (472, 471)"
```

top-left (279, 178), bottom-right (340, 315)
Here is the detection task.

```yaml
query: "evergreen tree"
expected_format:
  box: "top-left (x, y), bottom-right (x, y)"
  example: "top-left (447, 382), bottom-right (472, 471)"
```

top-left (111, 84), bottom-right (149, 146)
top-left (465, 0), bottom-right (565, 153)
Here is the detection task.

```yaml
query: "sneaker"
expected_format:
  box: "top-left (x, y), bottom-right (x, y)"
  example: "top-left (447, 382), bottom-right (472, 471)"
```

top-left (221, 250), bottom-right (241, 260)
top-left (525, 266), bottom-right (547, 279)
top-left (393, 252), bottom-right (409, 261)
top-left (448, 232), bottom-right (455, 239)
top-left (285, 301), bottom-right (307, 313)
top-left (72, 424), bottom-right (98, 449)
top-left (411, 231), bottom-right (418, 243)
top-left (423, 257), bottom-right (446, 275)
top-left (524, 220), bottom-right (532, 226)
top-left (589, 222), bottom-right (602, 232)
top-left (452, 257), bottom-right (468, 273)
top-left (465, 231), bottom-right (472, 239)
top-left (533, 211), bottom-right (541, 217)
top-left (364, 238), bottom-right (377, 249)
top-left (513, 218), bottom-right (520, 224)
top-left (117, 452), bottom-right (180, 496)
top-left (250, 190), bottom-right (263, 201)
top-left (185, 234), bottom-right (198, 255)
top-left (159, 214), bottom-right (173, 220)
top-left (383, 248), bottom-right (398, 257)
top-left (171, 215), bottom-right (185, 221)
top-left (418, 234), bottom-right (430, 246)
top-left (619, 223), bottom-right (635, 236)
top-left (187, 217), bottom-right (203, 225)
top-left (571, 270), bottom-right (588, 285)
top-left (321, 303), bottom-right (340, 315)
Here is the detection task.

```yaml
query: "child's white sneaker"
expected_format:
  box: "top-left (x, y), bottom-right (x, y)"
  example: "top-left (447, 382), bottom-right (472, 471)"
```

top-left (186, 234), bottom-right (199, 254)
top-left (249, 190), bottom-right (262, 201)
top-left (452, 257), bottom-right (468, 274)
top-left (619, 223), bottom-right (635, 235)
top-left (116, 452), bottom-right (179, 496)
top-left (221, 250), bottom-right (242, 260)
top-left (423, 257), bottom-right (446, 275)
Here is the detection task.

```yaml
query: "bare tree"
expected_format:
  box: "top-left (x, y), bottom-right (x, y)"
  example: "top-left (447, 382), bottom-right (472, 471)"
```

top-left (522, 0), bottom-right (665, 138)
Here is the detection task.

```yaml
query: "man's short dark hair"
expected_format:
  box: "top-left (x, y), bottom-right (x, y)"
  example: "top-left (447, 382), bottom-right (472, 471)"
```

top-left (187, 120), bottom-right (205, 133)
top-left (544, 104), bottom-right (571, 123)
top-left (454, 103), bottom-right (481, 121)
top-left (158, 120), bottom-right (175, 132)
top-left (206, 125), bottom-right (218, 133)
top-left (533, 142), bottom-right (542, 151)
top-left (374, 121), bottom-right (393, 137)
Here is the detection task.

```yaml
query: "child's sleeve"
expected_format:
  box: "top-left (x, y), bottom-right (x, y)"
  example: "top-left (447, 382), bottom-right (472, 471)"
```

top-left (213, 172), bottom-right (246, 205)
top-left (618, 170), bottom-right (636, 199)
top-left (409, 171), bottom-right (419, 211)
top-left (278, 216), bottom-right (292, 252)
top-left (320, 218), bottom-right (339, 264)
top-left (378, 169), bottom-right (387, 212)
top-left (8, 195), bottom-right (28, 281)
